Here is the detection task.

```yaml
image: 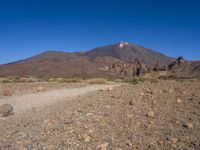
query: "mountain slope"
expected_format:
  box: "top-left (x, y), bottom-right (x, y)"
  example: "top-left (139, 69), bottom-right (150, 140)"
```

top-left (0, 42), bottom-right (174, 78)
top-left (84, 42), bottom-right (173, 65)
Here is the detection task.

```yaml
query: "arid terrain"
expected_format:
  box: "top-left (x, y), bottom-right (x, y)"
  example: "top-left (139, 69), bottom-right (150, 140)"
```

top-left (0, 79), bottom-right (200, 150)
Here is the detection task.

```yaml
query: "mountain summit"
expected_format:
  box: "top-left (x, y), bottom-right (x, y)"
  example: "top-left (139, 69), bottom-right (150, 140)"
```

top-left (84, 42), bottom-right (173, 65)
top-left (0, 42), bottom-right (174, 78)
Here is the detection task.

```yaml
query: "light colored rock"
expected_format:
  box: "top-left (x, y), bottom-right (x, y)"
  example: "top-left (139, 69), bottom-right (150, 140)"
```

top-left (96, 142), bottom-right (109, 150)
top-left (177, 99), bottom-right (181, 103)
top-left (83, 135), bottom-right (92, 142)
top-left (88, 129), bottom-right (94, 133)
top-left (185, 122), bottom-right (194, 129)
top-left (107, 87), bottom-right (113, 91)
top-left (140, 92), bottom-right (145, 96)
top-left (0, 104), bottom-right (14, 117)
top-left (147, 111), bottom-right (155, 117)
top-left (36, 86), bottom-right (45, 92)
top-left (169, 137), bottom-right (178, 143)
top-left (3, 89), bottom-right (12, 96)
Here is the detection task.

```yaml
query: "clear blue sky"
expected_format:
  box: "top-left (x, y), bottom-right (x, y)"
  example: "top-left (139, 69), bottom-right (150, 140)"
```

top-left (0, 0), bottom-right (200, 64)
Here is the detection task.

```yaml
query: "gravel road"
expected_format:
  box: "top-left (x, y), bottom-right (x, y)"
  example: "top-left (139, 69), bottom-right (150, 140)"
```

top-left (0, 84), bottom-right (119, 115)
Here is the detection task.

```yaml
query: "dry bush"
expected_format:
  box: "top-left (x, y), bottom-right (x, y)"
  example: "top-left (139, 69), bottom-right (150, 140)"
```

top-left (55, 77), bottom-right (83, 83)
top-left (0, 78), bottom-right (6, 83)
top-left (48, 78), bottom-right (56, 82)
top-left (86, 78), bottom-right (106, 84)
top-left (19, 76), bottom-right (39, 83)
top-left (56, 78), bottom-right (65, 82)
top-left (26, 77), bottom-right (39, 82)
top-left (114, 79), bottom-right (124, 82)
top-left (19, 78), bottom-right (28, 82)
top-left (36, 86), bottom-right (46, 92)
top-left (1, 78), bottom-right (11, 83)
top-left (63, 78), bottom-right (83, 83)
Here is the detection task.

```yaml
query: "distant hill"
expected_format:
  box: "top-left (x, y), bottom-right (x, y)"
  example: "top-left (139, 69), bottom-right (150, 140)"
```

top-left (0, 42), bottom-right (175, 78)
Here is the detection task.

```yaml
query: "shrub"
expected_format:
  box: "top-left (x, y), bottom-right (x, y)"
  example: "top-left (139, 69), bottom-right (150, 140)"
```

top-left (158, 75), bottom-right (168, 80)
top-left (63, 78), bottom-right (83, 83)
top-left (114, 79), bottom-right (124, 82)
top-left (86, 78), bottom-right (106, 84)
top-left (19, 76), bottom-right (39, 83)
top-left (26, 76), bottom-right (39, 82)
top-left (56, 78), bottom-right (65, 82)
top-left (48, 78), bottom-right (56, 82)
top-left (55, 77), bottom-right (83, 83)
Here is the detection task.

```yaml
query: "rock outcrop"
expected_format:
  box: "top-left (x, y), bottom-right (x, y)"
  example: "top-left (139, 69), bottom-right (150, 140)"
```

top-left (167, 57), bottom-right (200, 78)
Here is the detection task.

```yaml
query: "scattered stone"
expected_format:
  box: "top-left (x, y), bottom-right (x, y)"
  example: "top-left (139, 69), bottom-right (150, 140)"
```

top-left (127, 142), bottom-right (133, 146)
top-left (3, 89), bottom-right (12, 96)
top-left (149, 120), bottom-right (154, 125)
top-left (129, 100), bottom-right (134, 105)
top-left (157, 140), bottom-right (164, 145)
top-left (0, 104), bottom-right (14, 117)
top-left (181, 91), bottom-right (186, 94)
top-left (152, 100), bottom-right (156, 104)
top-left (147, 90), bottom-right (153, 94)
top-left (83, 135), bottom-right (92, 143)
top-left (96, 142), bottom-right (109, 150)
top-left (107, 87), bottom-right (113, 92)
top-left (177, 99), bottom-right (181, 103)
top-left (37, 86), bottom-right (45, 92)
top-left (184, 122), bottom-right (194, 129)
top-left (169, 137), bottom-right (178, 143)
top-left (88, 129), bottom-right (94, 133)
top-left (126, 114), bottom-right (133, 118)
top-left (171, 143), bottom-right (177, 148)
top-left (188, 97), bottom-right (193, 101)
top-left (105, 105), bottom-right (110, 108)
top-left (146, 111), bottom-right (155, 117)
top-left (140, 92), bottom-right (145, 96)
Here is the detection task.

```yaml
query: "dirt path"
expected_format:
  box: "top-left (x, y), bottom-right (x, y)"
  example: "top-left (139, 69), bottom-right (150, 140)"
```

top-left (0, 84), bottom-right (119, 115)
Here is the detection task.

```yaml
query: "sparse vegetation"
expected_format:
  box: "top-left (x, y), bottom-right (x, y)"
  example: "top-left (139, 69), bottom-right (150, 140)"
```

top-left (0, 76), bottom-right (19, 83)
top-left (117, 77), bottom-right (145, 84)
top-left (54, 77), bottom-right (83, 83)
top-left (0, 76), bottom-right (41, 83)
top-left (19, 76), bottom-right (40, 83)
top-left (86, 78), bottom-right (106, 84)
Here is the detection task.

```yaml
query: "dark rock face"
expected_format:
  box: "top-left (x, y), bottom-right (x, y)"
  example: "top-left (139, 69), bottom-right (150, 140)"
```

top-left (105, 61), bottom-right (148, 77)
top-left (168, 57), bottom-right (185, 70)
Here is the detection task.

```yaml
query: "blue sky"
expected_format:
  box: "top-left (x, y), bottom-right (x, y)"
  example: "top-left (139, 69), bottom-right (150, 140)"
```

top-left (0, 0), bottom-right (200, 64)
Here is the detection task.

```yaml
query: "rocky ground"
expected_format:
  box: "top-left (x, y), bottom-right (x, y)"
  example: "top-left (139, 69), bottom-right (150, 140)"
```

top-left (0, 79), bottom-right (200, 150)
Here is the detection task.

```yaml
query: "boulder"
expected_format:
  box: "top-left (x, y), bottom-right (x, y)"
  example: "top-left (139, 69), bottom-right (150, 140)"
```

top-left (0, 104), bottom-right (14, 117)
